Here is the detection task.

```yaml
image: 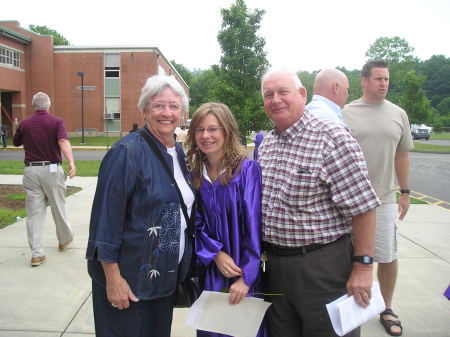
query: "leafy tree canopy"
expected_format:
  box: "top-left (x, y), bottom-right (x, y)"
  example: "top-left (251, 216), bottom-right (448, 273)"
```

top-left (418, 55), bottom-right (450, 107)
top-left (398, 70), bottom-right (432, 124)
top-left (189, 68), bottom-right (219, 116)
top-left (28, 25), bottom-right (69, 45)
top-left (298, 70), bottom-right (318, 103)
top-left (214, 0), bottom-right (271, 136)
top-left (170, 60), bottom-right (192, 86)
top-left (365, 36), bottom-right (416, 64)
top-left (436, 97), bottom-right (450, 116)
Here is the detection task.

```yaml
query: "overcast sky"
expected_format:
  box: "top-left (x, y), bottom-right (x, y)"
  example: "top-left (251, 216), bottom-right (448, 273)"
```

top-left (3, 0), bottom-right (450, 72)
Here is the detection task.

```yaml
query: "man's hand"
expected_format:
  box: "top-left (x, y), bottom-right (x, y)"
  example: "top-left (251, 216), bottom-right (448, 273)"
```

top-left (397, 194), bottom-right (410, 220)
top-left (67, 162), bottom-right (76, 178)
top-left (346, 265), bottom-right (373, 307)
top-left (58, 139), bottom-right (76, 178)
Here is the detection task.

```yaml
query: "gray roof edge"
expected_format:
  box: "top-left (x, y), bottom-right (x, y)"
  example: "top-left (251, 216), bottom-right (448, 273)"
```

top-left (0, 25), bottom-right (32, 44)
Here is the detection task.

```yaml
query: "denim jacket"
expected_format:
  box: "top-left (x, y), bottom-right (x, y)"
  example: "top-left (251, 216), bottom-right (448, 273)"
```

top-left (86, 127), bottom-right (194, 300)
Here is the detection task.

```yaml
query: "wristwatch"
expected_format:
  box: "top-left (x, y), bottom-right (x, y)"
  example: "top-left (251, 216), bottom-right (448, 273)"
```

top-left (352, 255), bottom-right (373, 265)
top-left (400, 189), bottom-right (410, 194)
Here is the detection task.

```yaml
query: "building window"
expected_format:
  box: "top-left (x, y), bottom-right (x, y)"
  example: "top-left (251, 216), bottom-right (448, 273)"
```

top-left (0, 46), bottom-right (20, 68)
top-left (105, 67), bottom-right (120, 78)
top-left (104, 53), bottom-right (121, 132)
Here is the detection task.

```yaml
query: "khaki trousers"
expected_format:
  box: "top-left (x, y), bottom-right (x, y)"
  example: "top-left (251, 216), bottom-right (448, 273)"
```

top-left (23, 165), bottom-right (73, 258)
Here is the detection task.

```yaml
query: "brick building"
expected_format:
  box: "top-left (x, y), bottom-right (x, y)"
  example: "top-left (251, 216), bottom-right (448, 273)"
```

top-left (0, 20), bottom-right (189, 137)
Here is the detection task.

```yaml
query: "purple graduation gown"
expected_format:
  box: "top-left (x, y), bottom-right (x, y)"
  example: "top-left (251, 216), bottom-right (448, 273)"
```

top-left (195, 159), bottom-right (267, 337)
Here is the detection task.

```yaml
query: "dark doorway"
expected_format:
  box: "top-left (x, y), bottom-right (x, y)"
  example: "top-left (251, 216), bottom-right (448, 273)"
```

top-left (1, 92), bottom-right (13, 138)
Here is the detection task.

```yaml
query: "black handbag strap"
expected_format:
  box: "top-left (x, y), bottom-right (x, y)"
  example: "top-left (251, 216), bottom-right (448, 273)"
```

top-left (137, 129), bottom-right (193, 233)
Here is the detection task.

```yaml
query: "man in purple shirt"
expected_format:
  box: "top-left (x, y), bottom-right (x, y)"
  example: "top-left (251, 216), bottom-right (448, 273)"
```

top-left (13, 92), bottom-right (76, 267)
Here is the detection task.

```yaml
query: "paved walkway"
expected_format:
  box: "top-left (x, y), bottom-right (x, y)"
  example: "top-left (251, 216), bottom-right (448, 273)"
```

top-left (0, 174), bottom-right (449, 336)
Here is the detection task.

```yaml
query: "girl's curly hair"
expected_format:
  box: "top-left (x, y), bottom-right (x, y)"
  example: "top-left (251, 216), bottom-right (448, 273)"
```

top-left (185, 102), bottom-right (247, 190)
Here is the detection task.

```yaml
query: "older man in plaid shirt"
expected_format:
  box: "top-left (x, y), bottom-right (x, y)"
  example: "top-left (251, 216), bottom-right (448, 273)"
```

top-left (258, 68), bottom-right (381, 337)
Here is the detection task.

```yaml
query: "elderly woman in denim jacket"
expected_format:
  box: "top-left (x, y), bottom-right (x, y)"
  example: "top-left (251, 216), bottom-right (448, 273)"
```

top-left (86, 75), bottom-right (195, 337)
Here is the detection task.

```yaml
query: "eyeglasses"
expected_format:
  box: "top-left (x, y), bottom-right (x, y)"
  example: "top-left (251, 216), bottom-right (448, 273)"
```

top-left (194, 127), bottom-right (224, 135)
top-left (149, 102), bottom-right (181, 112)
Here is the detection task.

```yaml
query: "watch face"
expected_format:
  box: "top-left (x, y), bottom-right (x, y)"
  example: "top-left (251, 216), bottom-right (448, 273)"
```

top-left (363, 256), bottom-right (370, 264)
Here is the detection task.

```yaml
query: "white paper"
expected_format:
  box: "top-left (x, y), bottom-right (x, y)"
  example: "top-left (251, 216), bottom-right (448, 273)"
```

top-left (49, 163), bottom-right (57, 172)
top-left (186, 291), bottom-right (271, 337)
top-left (326, 282), bottom-right (385, 336)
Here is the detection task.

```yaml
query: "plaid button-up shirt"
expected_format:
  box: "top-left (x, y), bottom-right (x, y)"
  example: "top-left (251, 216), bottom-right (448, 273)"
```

top-left (259, 111), bottom-right (380, 247)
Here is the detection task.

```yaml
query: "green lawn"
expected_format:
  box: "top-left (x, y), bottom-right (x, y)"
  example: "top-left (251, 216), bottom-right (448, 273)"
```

top-left (412, 142), bottom-right (450, 153)
top-left (0, 187), bottom-right (82, 229)
top-left (430, 133), bottom-right (450, 140)
top-left (396, 193), bottom-right (427, 204)
top-left (69, 136), bottom-right (121, 146)
top-left (0, 160), bottom-right (101, 176)
top-left (0, 208), bottom-right (27, 229)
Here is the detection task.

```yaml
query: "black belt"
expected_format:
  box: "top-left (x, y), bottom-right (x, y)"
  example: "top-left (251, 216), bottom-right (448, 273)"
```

top-left (263, 234), bottom-right (350, 256)
top-left (26, 161), bottom-right (61, 167)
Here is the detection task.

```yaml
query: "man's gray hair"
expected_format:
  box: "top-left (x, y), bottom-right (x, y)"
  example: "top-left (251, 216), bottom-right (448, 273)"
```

top-left (32, 92), bottom-right (51, 110)
top-left (261, 67), bottom-right (303, 93)
top-left (138, 75), bottom-right (188, 113)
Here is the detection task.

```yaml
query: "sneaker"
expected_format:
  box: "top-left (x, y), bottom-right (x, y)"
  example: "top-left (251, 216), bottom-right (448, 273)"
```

top-left (31, 256), bottom-right (47, 267)
top-left (58, 240), bottom-right (72, 251)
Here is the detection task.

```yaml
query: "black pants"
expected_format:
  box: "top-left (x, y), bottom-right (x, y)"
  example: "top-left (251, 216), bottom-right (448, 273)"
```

top-left (265, 236), bottom-right (360, 337)
top-left (92, 280), bottom-right (176, 337)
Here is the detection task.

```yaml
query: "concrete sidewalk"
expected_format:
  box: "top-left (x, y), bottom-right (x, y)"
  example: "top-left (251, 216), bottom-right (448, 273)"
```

top-left (0, 174), bottom-right (449, 337)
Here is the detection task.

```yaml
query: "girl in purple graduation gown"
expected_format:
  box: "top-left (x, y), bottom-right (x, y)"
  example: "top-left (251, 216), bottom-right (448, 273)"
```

top-left (185, 102), bottom-right (266, 337)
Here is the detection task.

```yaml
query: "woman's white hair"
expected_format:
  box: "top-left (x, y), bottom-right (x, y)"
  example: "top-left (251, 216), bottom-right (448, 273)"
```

top-left (138, 75), bottom-right (188, 113)
top-left (32, 92), bottom-right (51, 110)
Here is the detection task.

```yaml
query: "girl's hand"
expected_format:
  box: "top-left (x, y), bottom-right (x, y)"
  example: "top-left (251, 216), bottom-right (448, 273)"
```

top-left (214, 251), bottom-right (242, 278)
top-left (229, 277), bottom-right (249, 304)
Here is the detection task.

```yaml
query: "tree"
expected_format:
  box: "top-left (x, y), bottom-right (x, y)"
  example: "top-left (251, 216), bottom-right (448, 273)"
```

top-left (365, 37), bottom-right (416, 64)
top-left (398, 70), bottom-right (432, 124)
top-left (170, 60), bottom-right (192, 86)
top-left (419, 55), bottom-right (450, 108)
top-left (189, 68), bottom-right (219, 115)
top-left (28, 25), bottom-right (70, 45)
top-left (437, 97), bottom-right (450, 116)
top-left (297, 70), bottom-right (318, 103)
top-left (213, 0), bottom-right (271, 136)
top-left (340, 68), bottom-right (363, 103)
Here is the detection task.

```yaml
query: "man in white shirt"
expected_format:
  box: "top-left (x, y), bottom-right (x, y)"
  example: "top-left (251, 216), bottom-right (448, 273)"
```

top-left (306, 68), bottom-right (349, 125)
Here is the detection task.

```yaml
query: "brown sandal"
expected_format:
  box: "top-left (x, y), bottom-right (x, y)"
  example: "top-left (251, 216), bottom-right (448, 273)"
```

top-left (380, 309), bottom-right (403, 336)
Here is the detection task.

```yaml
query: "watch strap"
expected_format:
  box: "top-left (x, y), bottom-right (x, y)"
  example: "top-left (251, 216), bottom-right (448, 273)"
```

top-left (352, 255), bottom-right (373, 264)
top-left (400, 189), bottom-right (410, 194)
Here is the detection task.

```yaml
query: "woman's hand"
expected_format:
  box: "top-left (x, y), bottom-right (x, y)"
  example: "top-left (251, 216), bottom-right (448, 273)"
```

top-left (213, 251), bottom-right (242, 278)
top-left (102, 262), bottom-right (139, 310)
top-left (229, 277), bottom-right (249, 304)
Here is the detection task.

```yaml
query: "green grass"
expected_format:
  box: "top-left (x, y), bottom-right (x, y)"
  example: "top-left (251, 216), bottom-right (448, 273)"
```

top-left (0, 160), bottom-right (101, 176)
top-left (0, 208), bottom-right (27, 229)
top-left (0, 186), bottom-right (82, 229)
top-left (396, 193), bottom-right (428, 204)
top-left (412, 142), bottom-right (450, 153)
top-left (430, 133), bottom-right (450, 140)
top-left (8, 193), bottom-right (25, 201)
top-left (69, 136), bottom-right (121, 146)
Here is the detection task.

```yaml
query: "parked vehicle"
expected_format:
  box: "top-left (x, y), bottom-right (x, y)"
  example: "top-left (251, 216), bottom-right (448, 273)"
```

top-left (411, 124), bottom-right (430, 140)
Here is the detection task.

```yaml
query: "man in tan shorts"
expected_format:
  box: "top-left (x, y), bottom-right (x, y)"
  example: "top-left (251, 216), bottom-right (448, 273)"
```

top-left (343, 61), bottom-right (413, 336)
